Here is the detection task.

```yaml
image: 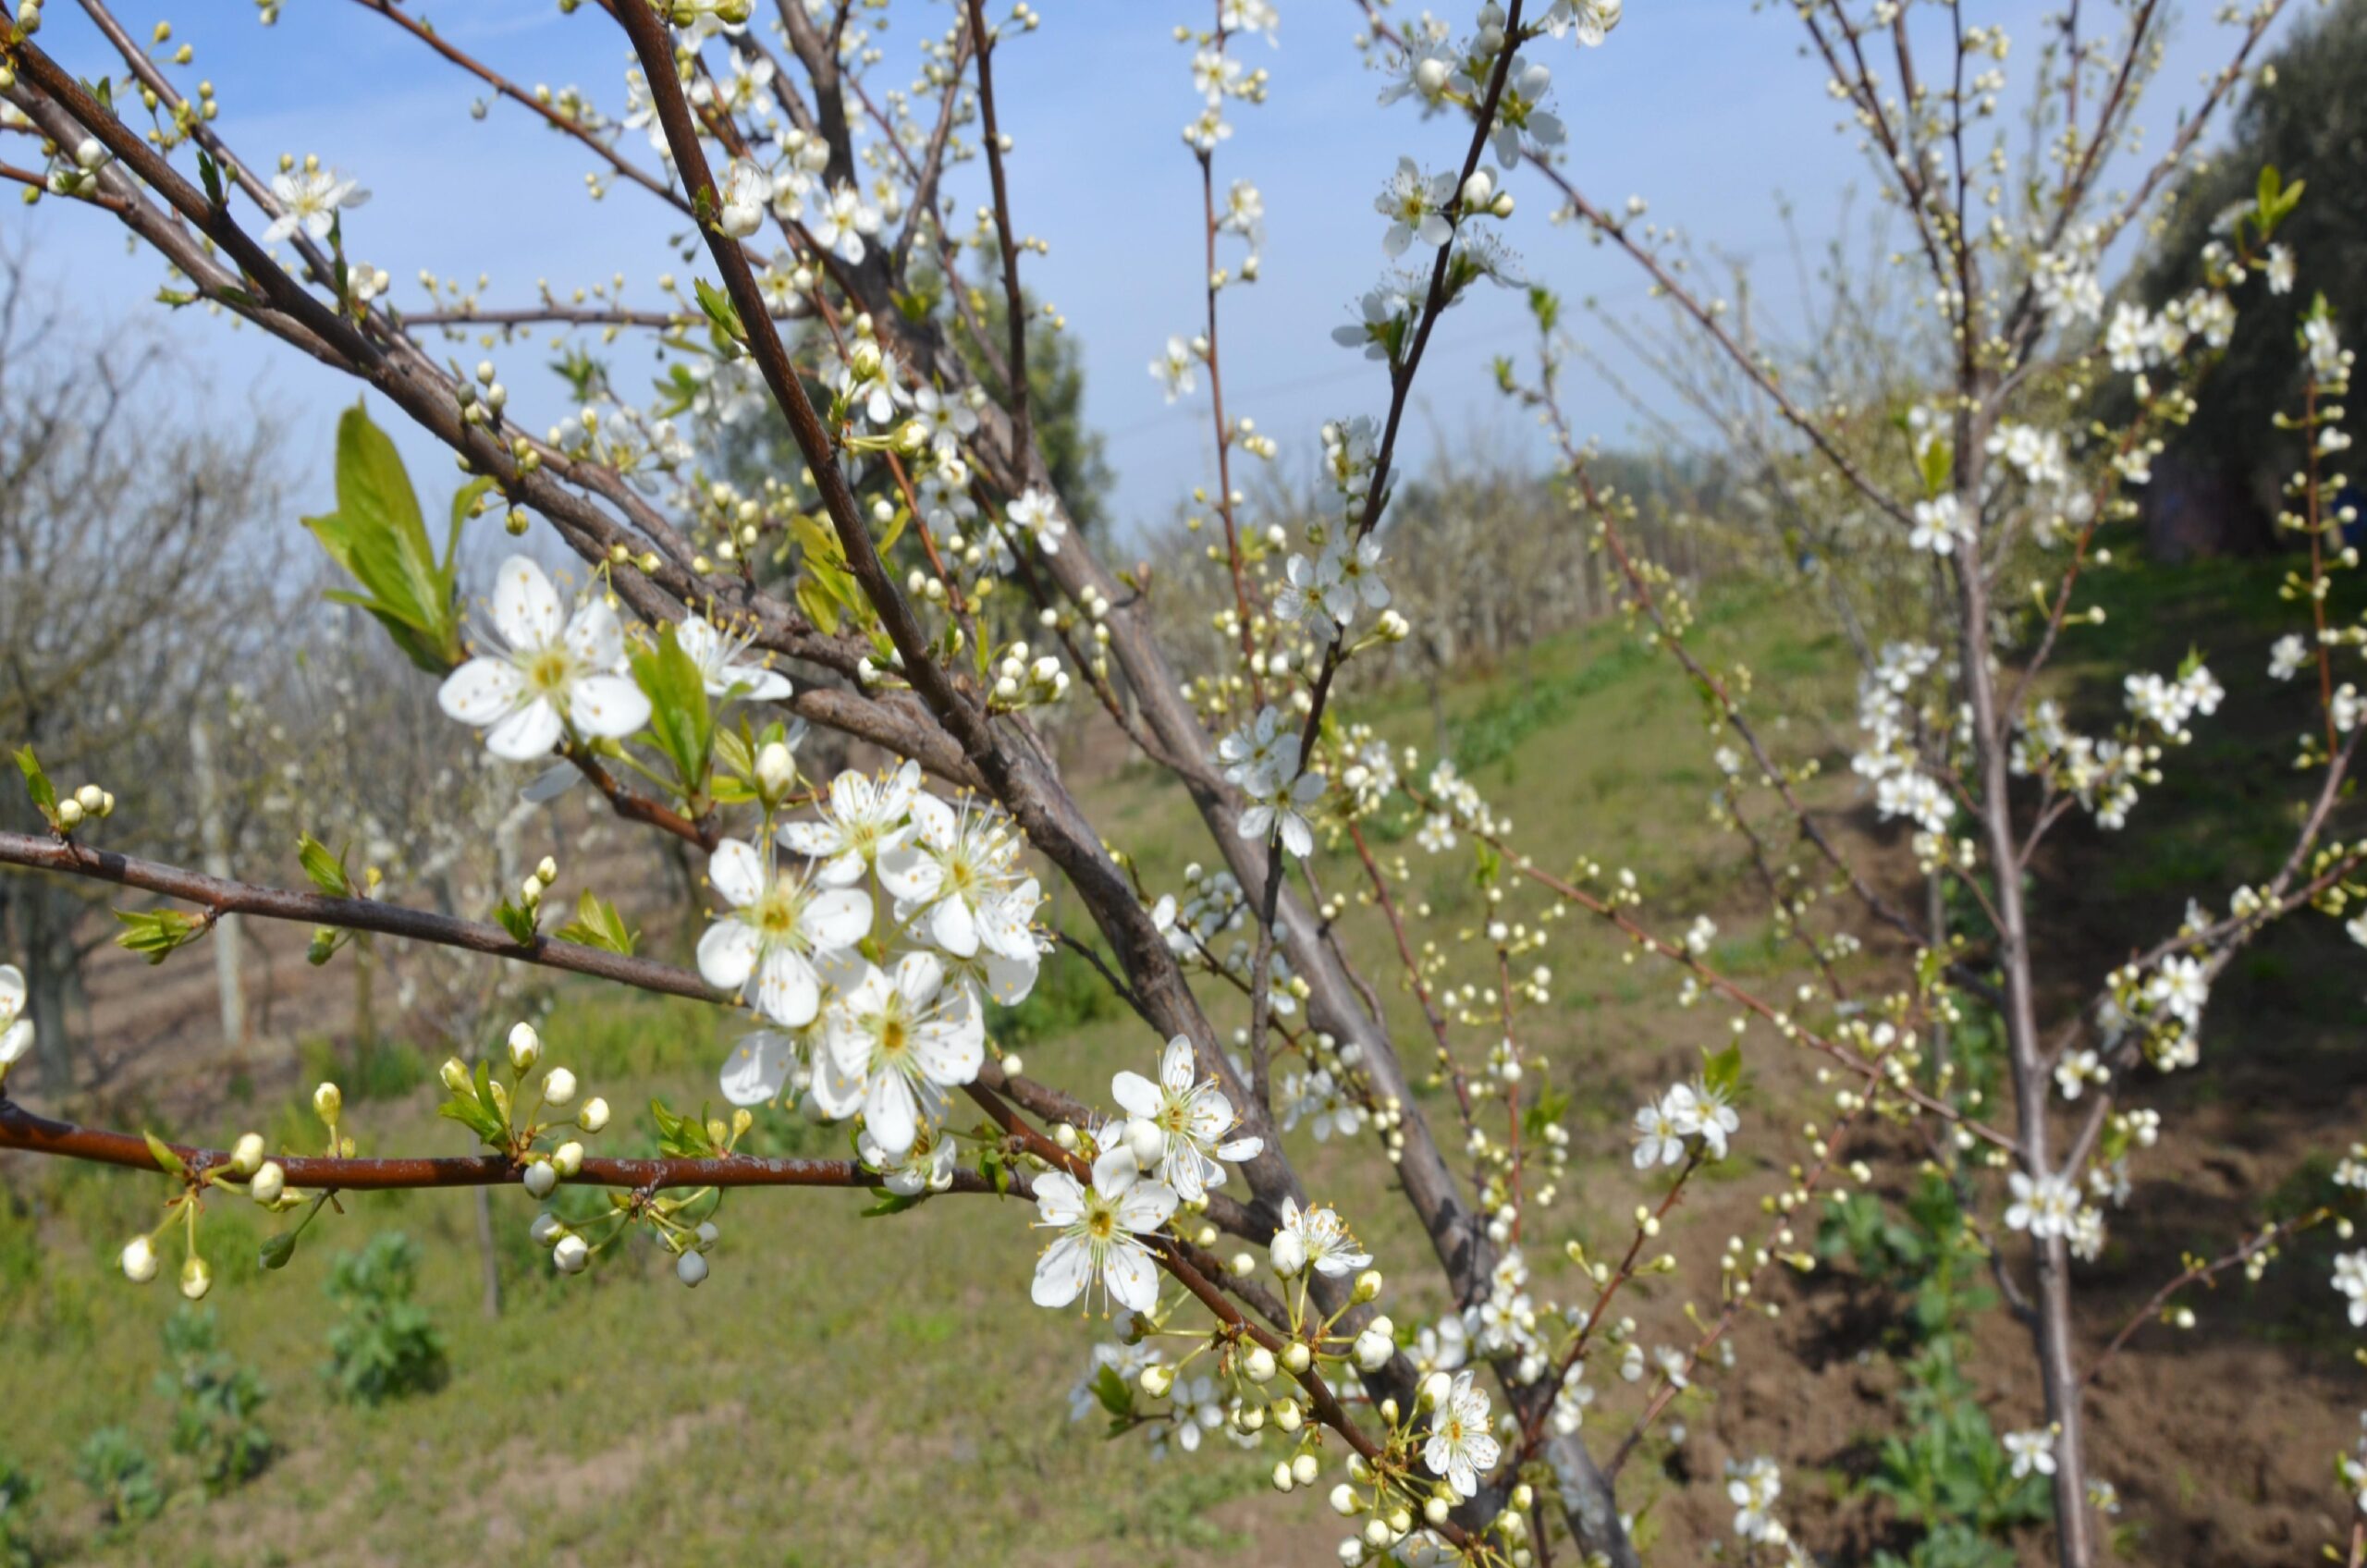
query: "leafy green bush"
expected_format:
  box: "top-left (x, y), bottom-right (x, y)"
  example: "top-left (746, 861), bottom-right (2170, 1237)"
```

top-left (1821, 1171), bottom-right (2048, 1568)
top-left (0, 1459), bottom-right (39, 1567)
top-left (156, 1306), bottom-right (272, 1490)
top-left (324, 1232), bottom-right (448, 1405)
top-left (73, 1428), bottom-right (160, 1529)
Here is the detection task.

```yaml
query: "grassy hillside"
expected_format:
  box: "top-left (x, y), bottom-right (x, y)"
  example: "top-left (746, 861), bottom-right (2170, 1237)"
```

top-left (0, 554), bottom-right (2356, 1566)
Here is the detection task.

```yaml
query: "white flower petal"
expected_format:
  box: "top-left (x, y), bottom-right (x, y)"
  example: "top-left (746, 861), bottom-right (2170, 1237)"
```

top-left (696, 918), bottom-right (762, 990)
top-left (1032, 1233), bottom-right (1092, 1307)
top-left (437, 657), bottom-right (525, 725)
top-left (707, 839), bottom-right (767, 909)
top-left (1103, 1239), bottom-right (1161, 1314)
top-left (800, 887), bottom-right (875, 952)
top-left (719, 1029), bottom-right (797, 1106)
top-left (484, 697), bottom-right (564, 761)
top-left (492, 555), bottom-right (562, 649)
top-left (568, 672), bottom-right (650, 740)
top-left (753, 946), bottom-right (821, 1028)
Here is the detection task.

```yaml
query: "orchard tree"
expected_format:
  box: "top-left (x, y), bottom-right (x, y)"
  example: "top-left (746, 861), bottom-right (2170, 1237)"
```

top-left (0, 3), bottom-right (2361, 1568)
top-left (0, 236), bottom-right (283, 1088)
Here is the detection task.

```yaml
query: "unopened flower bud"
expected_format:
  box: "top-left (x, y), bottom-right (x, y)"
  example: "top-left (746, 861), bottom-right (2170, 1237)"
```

top-left (522, 1159), bottom-right (558, 1198)
top-left (1272, 1460), bottom-right (1295, 1492)
top-left (552, 1233), bottom-right (589, 1274)
top-left (551, 1140), bottom-right (584, 1177)
top-left (229, 1132), bottom-right (265, 1176)
top-left (1425, 1495), bottom-right (1452, 1525)
top-left (440, 1057), bottom-right (471, 1095)
top-left (1242, 1343), bottom-right (1277, 1383)
top-left (1292, 1452), bottom-right (1320, 1486)
top-left (120, 1235), bottom-right (158, 1283)
top-left (507, 1022), bottom-right (541, 1072)
top-left (534, 855), bottom-right (558, 885)
top-left (1124, 1117), bottom-right (1166, 1171)
top-left (578, 1096), bottom-right (610, 1133)
top-left (1269, 1230), bottom-right (1307, 1278)
top-left (1140, 1364), bottom-right (1175, 1398)
top-left (179, 1254), bottom-right (212, 1301)
top-left (313, 1082), bottom-right (342, 1125)
top-left (755, 741), bottom-right (795, 796)
top-left (73, 784), bottom-right (104, 814)
top-left (1331, 1482), bottom-right (1359, 1516)
top-left (677, 1249), bottom-right (709, 1287)
top-left (543, 1067), bottom-right (578, 1108)
top-left (251, 1160), bottom-right (286, 1206)
top-left (1282, 1341), bottom-right (1312, 1374)
top-left (529, 1212), bottom-right (568, 1247)
top-left (1353, 1268), bottom-right (1382, 1303)
top-left (1420, 1370), bottom-right (1453, 1410)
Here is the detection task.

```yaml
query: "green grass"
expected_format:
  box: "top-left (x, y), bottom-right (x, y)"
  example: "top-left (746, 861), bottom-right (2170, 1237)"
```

top-left (0, 551), bottom-right (2353, 1564)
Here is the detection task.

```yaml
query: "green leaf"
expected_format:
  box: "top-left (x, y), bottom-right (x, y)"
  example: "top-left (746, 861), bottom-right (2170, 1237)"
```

top-left (555, 889), bottom-right (638, 956)
top-left (1700, 1041), bottom-right (1745, 1100)
top-left (258, 1231), bottom-right (300, 1270)
top-left (1919, 436), bottom-right (1954, 500)
top-left (496, 899), bottom-right (539, 945)
top-left (1091, 1363), bottom-right (1135, 1417)
top-left (296, 832), bottom-right (352, 898)
top-left (302, 402), bottom-right (461, 674)
top-left (12, 745), bottom-right (55, 820)
top-left (436, 1093), bottom-right (506, 1147)
top-left (196, 148), bottom-right (226, 208)
top-left (693, 277), bottom-right (744, 343)
top-left (860, 1188), bottom-right (927, 1218)
top-left (114, 908), bottom-right (206, 965)
top-left (651, 1098), bottom-right (718, 1158)
top-left (629, 625), bottom-right (715, 797)
top-left (142, 1131), bottom-right (188, 1180)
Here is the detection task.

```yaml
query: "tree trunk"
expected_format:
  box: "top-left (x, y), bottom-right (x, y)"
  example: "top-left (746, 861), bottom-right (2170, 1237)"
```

top-left (190, 717), bottom-right (247, 1048)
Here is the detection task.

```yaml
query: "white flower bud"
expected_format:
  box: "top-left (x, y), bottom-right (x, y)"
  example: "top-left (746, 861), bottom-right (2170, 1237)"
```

top-left (56, 799), bottom-right (83, 828)
top-left (229, 1132), bottom-right (265, 1176)
top-left (529, 1212), bottom-right (568, 1247)
top-left (696, 1221), bottom-right (720, 1246)
top-left (179, 1254), bottom-right (212, 1301)
top-left (1424, 1495), bottom-right (1452, 1525)
top-left (1331, 1482), bottom-right (1358, 1516)
top-left (755, 741), bottom-right (795, 796)
top-left (552, 1233), bottom-right (590, 1274)
top-left (119, 1235), bottom-right (158, 1283)
top-left (522, 1159), bottom-right (558, 1198)
top-left (1272, 1460), bottom-right (1295, 1492)
top-left (1353, 1268), bottom-right (1382, 1302)
top-left (1269, 1229), bottom-right (1307, 1278)
top-left (1292, 1452), bottom-right (1320, 1486)
top-left (1415, 56), bottom-right (1452, 96)
top-left (1354, 1329), bottom-right (1393, 1372)
top-left (577, 1096), bottom-right (610, 1133)
top-left (1282, 1341), bottom-right (1312, 1374)
top-left (1242, 1343), bottom-right (1277, 1382)
top-left (73, 137), bottom-right (105, 171)
top-left (1124, 1117), bottom-right (1166, 1171)
top-left (543, 1067), bottom-right (578, 1108)
top-left (250, 1160), bottom-right (285, 1206)
top-left (1140, 1364), bottom-right (1174, 1398)
top-left (1421, 1370), bottom-right (1453, 1410)
top-left (312, 1081), bottom-right (341, 1124)
top-left (1461, 168), bottom-right (1494, 209)
top-left (439, 1056), bottom-right (471, 1095)
top-left (850, 341), bottom-right (882, 379)
top-left (551, 1140), bottom-right (584, 1177)
top-left (73, 784), bottom-right (103, 813)
top-left (534, 855), bottom-right (558, 885)
top-left (507, 1022), bottom-right (541, 1072)
top-left (677, 1249), bottom-right (709, 1288)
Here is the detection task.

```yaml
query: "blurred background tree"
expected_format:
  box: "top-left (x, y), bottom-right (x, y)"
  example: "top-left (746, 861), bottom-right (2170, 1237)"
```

top-left (2134, 0), bottom-right (2367, 557)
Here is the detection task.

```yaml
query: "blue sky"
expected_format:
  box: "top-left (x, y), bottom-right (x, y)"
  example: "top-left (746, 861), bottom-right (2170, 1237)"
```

top-left (17, 1), bottom-right (2292, 540)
